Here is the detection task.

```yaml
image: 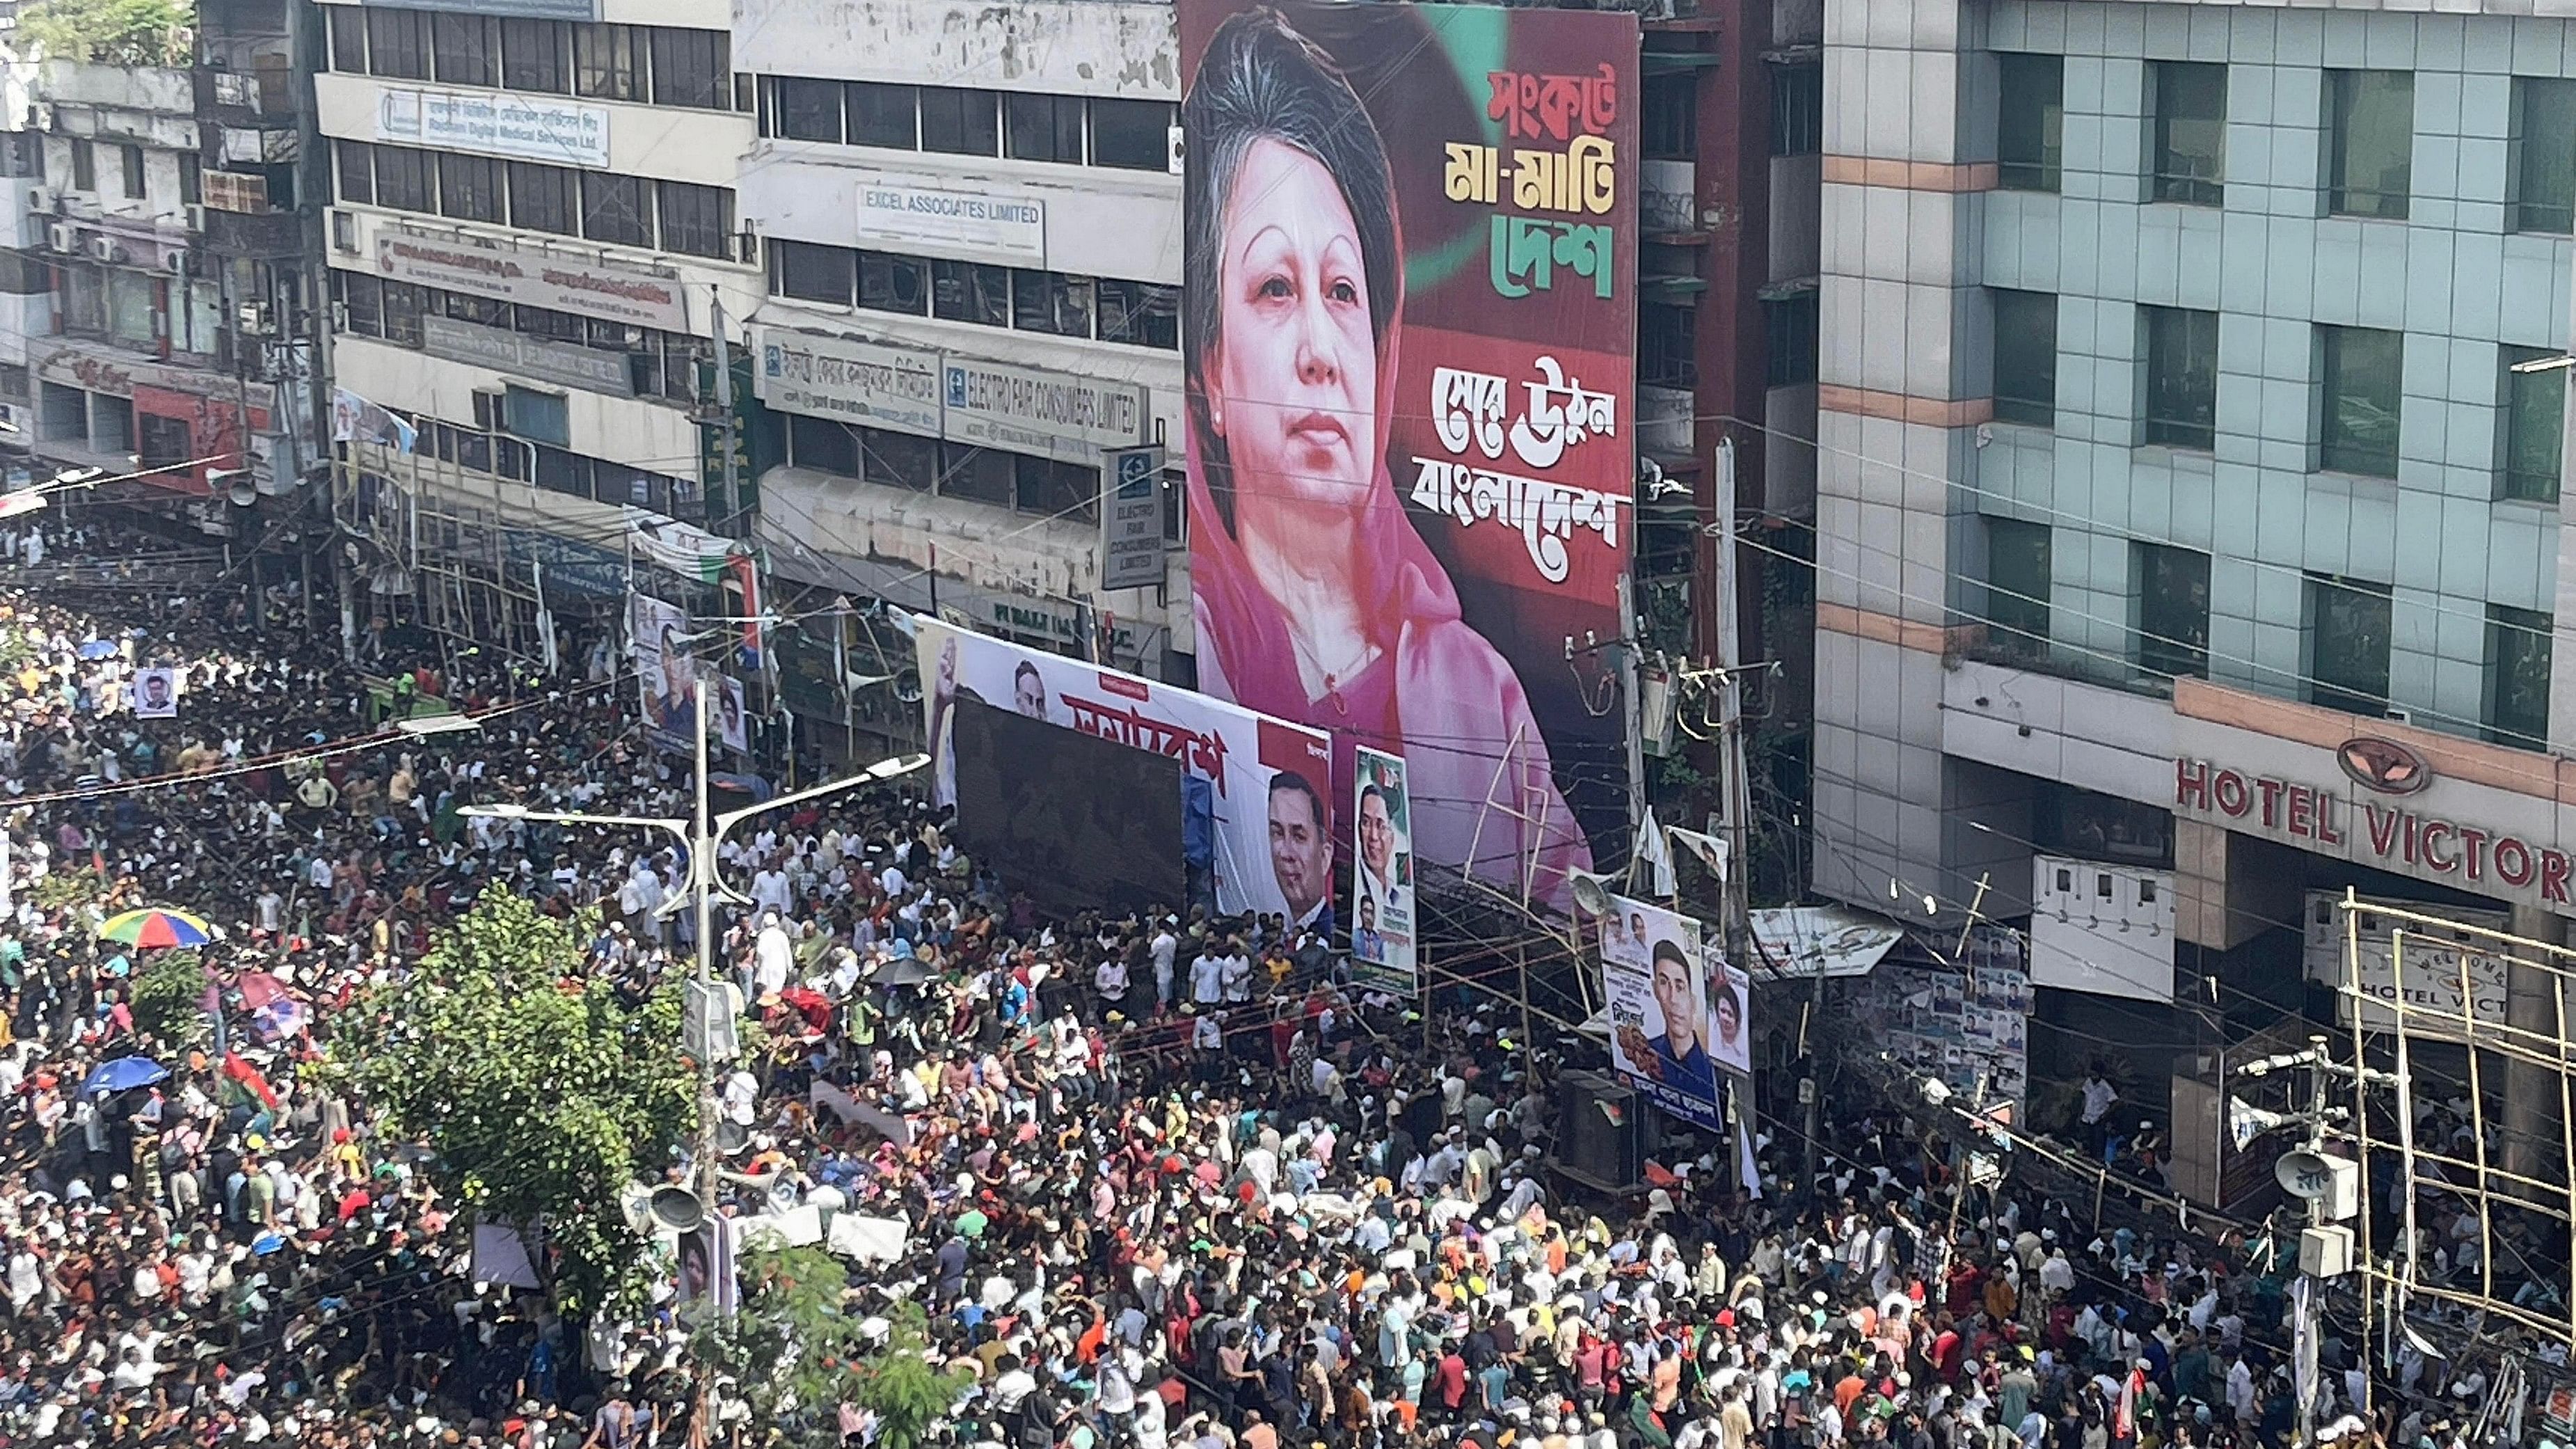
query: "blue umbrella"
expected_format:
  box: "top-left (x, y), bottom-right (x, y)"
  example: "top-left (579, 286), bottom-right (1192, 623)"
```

top-left (79, 1056), bottom-right (168, 1095)
top-left (75, 640), bottom-right (116, 660)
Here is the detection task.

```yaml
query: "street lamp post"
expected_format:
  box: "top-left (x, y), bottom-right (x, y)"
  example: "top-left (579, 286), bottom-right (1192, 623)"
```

top-left (460, 689), bottom-right (927, 1224)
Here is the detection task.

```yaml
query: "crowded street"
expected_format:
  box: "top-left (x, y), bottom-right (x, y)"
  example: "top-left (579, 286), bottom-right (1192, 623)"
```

top-left (0, 521), bottom-right (2486, 1449)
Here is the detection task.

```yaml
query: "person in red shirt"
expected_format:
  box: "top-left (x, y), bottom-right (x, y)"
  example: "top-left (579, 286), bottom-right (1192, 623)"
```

top-left (1433, 1346), bottom-right (1470, 1417)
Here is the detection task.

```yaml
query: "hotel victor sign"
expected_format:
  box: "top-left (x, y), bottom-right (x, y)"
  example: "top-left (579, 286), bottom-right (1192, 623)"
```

top-left (2174, 749), bottom-right (2576, 910)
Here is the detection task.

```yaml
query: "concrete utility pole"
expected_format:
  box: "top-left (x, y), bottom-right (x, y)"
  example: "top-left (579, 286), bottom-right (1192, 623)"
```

top-left (461, 687), bottom-right (926, 1266)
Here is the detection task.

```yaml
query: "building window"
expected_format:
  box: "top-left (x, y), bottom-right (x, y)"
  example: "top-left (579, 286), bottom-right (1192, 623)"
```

top-left (1982, 517), bottom-right (2051, 655)
top-left (580, 172), bottom-right (650, 247)
top-left (1990, 289), bottom-right (2057, 426)
top-left (2149, 61), bottom-right (2225, 206)
top-left (921, 87), bottom-right (999, 155)
top-left (1017, 456), bottom-right (1098, 522)
top-left (2142, 306), bottom-right (2218, 450)
top-left (649, 29), bottom-right (729, 111)
top-left (2502, 346), bottom-right (2564, 503)
top-left (433, 13), bottom-right (497, 88)
top-left (2487, 604), bottom-right (2553, 750)
top-left (502, 19), bottom-right (568, 94)
top-left (772, 77), bottom-right (842, 142)
top-left (508, 161), bottom-right (575, 235)
top-left (501, 385), bottom-right (569, 447)
top-left (1091, 99), bottom-right (1173, 170)
top-left (656, 182), bottom-right (731, 259)
top-left (2306, 572), bottom-right (2392, 715)
top-left (2327, 70), bottom-right (2413, 220)
top-left (1006, 93), bottom-right (1085, 163)
top-left (438, 153), bottom-right (503, 223)
top-left (846, 82), bottom-right (916, 148)
top-left (1012, 269), bottom-right (1094, 337)
top-left (573, 24), bottom-right (639, 102)
top-left (1763, 293), bottom-right (1818, 388)
top-left (866, 428), bottom-right (937, 491)
top-left (374, 145), bottom-right (432, 212)
top-left (1097, 278), bottom-right (1179, 349)
top-left (367, 8), bottom-right (431, 79)
top-left (1770, 63), bottom-right (1821, 156)
top-left (2134, 543), bottom-right (2211, 680)
top-left (788, 414), bottom-right (859, 477)
top-left (1641, 73), bottom-right (1695, 160)
top-left (772, 239), bottom-right (854, 307)
top-left (1641, 303), bottom-right (1695, 388)
top-left (2319, 324), bottom-right (2403, 477)
top-left (336, 141), bottom-right (373, 205)
top-left (338, 271), bottom-right (385, 337)
top-left (932, 258), bottom-right (1009, 326)
top-left (328, 7), bottom-right (366, 72)
top-left (941, 443), bottom-right (1014, 507)
top-left (68, 138), bottom-right (94, 193)
top-left (179, 154), bottom-right (198, 205)
top-left (2510, 78), bottom-right (2576, 235)
top-left (1996, 54), bottom-right (2062, 192)
top-left (859, 251), bottom-right (928, 315)
top-left (383, 280), bottom-right (427, 346)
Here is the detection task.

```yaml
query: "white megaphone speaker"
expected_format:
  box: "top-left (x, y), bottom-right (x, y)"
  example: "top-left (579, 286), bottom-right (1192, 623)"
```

top-left (209, 468), bottom-right (255, 506)
top-left (1566, 869), bottom-right (1615, 918)
top-left (893, 668), bottom-right (923, 704)
top-left (649, 1185), bottom-right (707, 1235)
top-left (618, 1184), bottom-right (655, 1233)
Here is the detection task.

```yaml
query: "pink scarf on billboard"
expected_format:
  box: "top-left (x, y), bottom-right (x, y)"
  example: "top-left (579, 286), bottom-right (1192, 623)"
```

top-left (1184, 274), bottom-right (1592, 908)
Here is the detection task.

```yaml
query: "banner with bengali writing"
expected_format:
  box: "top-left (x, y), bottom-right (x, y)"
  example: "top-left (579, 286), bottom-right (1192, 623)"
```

top-left (1178, 0), bottom-right (1637, 910)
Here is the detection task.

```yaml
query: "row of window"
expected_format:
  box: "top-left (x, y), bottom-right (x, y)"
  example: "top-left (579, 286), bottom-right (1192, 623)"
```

top-left (756, 76), bottom-right (1172, 172)
top-left (336, 141), bottom-right (735, 260)
top-left (60, 139), bottom-right (196, 205)
top-left (1637, 294), bottom-right (1818, 395)
top-left (327, 10), bottom-right (737, 113)
top-left (1987, 292), bottom-right (2563, 501)
top-left (783, 415), bottom-right (1102, 523)
top-left (1998, 59), bottom-right (2576, 232)
top-left (1981, 525), bottom-right (2552, 748)
top-left (371, 404), bottom-right (701, 518)
top-left (328, 269), bottom-right (700, 406)
top-left (766, 239), bottom-right (1178, 351)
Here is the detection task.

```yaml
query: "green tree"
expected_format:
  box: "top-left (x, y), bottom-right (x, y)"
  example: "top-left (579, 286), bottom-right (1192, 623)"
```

top-left (692, 1249), bottom-right (967, 1449)
top-left (127, 948), bottom-right (207, 1047)
top-left (18, 0), bottom-right (193, 65)
top-left (329, 891), bottom-right (692, 1312)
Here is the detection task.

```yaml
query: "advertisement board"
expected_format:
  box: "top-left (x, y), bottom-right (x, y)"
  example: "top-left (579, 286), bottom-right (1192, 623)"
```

top-left (2302, 891), bottom-right (2514, 1040)
top-left (376, 87), bottom-right (612, 168)
top-left (1177, 0), bottom-right (1638, 910)
top-left (752, 327), bottom-right (1145, 467)
top-left (1351, 745), bottom-right (1417, 990)
top-left (1598, 893), bottom-right (1719, 1130)
top-left (915, 617), bottom-right (1333, 922)
top-left (1100, 445), bottom-right (1167, 592)
top-left (855, 178), bottom-right (1047, 264)
top-left (754, 327), bottom-right (941, 436)
top-left (630, 594), bottom-right (694, 750)
top-left (422, 315), bottom-right (635, 397)
top-left (376, 229), bottom-right (690, 332)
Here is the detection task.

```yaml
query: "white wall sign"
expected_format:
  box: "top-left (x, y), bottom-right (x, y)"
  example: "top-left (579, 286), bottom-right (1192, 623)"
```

top-left (377, 87), bottom-right (611, 169)
top-left (753, 326), bottom-right (1147, 468)
top-left (422, 315), bottom-right (635, 397)
top-left (854, 179), bottom-right (1044, 264)
top-left (376, 229), bottom-right (690, 332)
top-left (2301, 891), bottom-right (2515, 1040)
top-left (1099, 445), bottom-right (1165, 591)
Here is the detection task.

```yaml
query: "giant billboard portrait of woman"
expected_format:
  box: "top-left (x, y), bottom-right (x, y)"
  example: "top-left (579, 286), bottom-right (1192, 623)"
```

top-left (1180, 6), bottom-right (1605, 908)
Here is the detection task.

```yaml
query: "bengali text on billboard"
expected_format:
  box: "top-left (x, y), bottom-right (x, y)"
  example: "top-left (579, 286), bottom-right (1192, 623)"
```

top-left (1351, 746), bottom-right (1417, 990)
top-left (1177, 0), bottom-right (1638, 911)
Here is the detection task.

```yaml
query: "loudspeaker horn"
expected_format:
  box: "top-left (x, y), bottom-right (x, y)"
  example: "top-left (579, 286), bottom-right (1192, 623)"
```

top-left (892, 668), bottom-right (923, 704)
top-left (649, 1184), bottom-right (706, 1234)
top-left (1566, 869), bottom-right (1614, 917)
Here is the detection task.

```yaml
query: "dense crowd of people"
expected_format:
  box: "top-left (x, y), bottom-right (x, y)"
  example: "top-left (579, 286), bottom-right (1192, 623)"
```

top-left (0, 520), bottom-right (2531, 1449)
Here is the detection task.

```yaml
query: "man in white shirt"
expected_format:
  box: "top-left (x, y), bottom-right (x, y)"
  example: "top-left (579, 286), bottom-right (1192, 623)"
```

top-left (1151, 924), bottom-right (1179, 1006)
top-left (1189, 947), bottom-right (1225, 1006)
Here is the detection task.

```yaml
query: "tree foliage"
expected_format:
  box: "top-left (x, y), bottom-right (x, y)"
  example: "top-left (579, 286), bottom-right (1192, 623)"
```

top-left (18, 0), bottom-right (193, 66)
top-left (329, 891), bottom-right (692, 1313)
top-left (692, 1250), bottom-right (967, 1449)
top-left (127, 947), bottom-right (206, 1047)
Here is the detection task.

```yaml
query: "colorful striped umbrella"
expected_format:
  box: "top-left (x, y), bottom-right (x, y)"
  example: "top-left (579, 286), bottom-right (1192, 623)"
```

top-left (96, 908), bottom-right (213, 950)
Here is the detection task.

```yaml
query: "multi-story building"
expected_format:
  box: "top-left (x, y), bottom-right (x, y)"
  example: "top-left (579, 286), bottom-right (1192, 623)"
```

top-left (315, 0), bottom-right (760, 654)
top-left (1809, 0), bottom-right (2576, 1107)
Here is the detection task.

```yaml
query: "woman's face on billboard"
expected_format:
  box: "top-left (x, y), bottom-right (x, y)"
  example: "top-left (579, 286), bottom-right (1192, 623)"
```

top-left (1207, 137), bottom-right (1377, 507)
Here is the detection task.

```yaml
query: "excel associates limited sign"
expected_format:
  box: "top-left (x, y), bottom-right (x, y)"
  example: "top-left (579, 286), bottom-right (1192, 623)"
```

top-left (2172, 744), bottom-right (2576, 914)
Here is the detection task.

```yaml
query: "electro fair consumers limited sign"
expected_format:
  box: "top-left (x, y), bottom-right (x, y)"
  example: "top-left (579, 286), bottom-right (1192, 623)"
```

top-left (2173, 756), bottom-right (2576, 909)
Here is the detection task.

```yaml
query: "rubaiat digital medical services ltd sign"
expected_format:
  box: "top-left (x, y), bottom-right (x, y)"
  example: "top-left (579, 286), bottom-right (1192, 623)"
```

top-left (2173, 745), bottom-right (2576, 910)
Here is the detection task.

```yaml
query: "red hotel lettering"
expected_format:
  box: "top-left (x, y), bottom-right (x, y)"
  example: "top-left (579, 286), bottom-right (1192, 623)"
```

top-left (2497, 837), bottom-right (2534, 887)
top-left (2421, 821), bottom-right (2456, 873)
top-left (2285, 784), bottom-right (2313, 838)
top-left (2458, 826), bottom-right (2489, 881)
top-left (2213, 770), bottom-right (2250, 816)
top-left (2256, 777), bottom-right (2286, 827)
top-left (2175, 759), bottom-right (2210, 811)
top-left (2546, 850), bottom-right (2573, 903)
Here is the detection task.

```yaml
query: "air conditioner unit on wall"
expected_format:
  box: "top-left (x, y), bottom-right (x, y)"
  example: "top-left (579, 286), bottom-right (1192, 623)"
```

top-left (25, 188), bottom-right (47, 213)
top-left (45, 223), bottom-right (71, 253)
top-left (87, 235), bottom-right (116, 262)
